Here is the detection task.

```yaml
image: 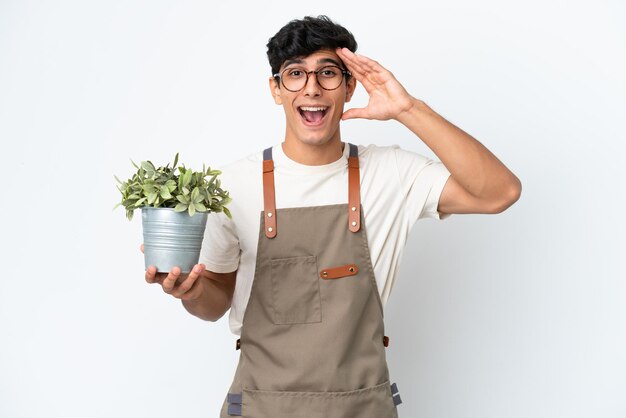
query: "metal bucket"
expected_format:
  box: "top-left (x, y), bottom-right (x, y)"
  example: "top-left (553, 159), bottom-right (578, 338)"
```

top-left (141, 207), bottom-right (208, 273)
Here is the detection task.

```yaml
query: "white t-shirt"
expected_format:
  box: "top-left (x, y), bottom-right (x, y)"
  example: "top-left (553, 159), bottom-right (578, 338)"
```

top-left (199, 142), bottom-right (452, 336)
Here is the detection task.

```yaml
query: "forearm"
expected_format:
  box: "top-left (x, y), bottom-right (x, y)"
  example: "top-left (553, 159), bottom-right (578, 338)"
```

top-left (397, 98), bottom-right (521, 200)
top-left (181, 270), bottom-right (236, 322)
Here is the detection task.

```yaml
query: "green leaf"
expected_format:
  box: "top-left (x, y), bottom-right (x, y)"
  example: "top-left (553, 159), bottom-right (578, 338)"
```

top-left (143, 162), bottom-right (157, 179)
top-left (174, 203), bottom-right (188, 212)
top-left (173, 152), bottom-right (179, 168)
top-left (130, 159), bottom-right (139, 170)
top-left (165, 179), bottom-right (176, 192)
top-left (177, 170), bottom-right (184, 190)
top-left (176, 195), bottom-right (189, 204)
top-left (195, 203), bottom-right (207, 212)
top-left (191, 187), bottom-right (199, 201)
top-left (223, 206), bottom-right (232, 219)
top-left (193, 192), bottom-right (204, 204)
top-left (188, 204), bottom-right (196, 216)
top-left (141, 161), bottom-right (155, 172)
top-left (147, 192), bottom-right (158, 204)
top-left (182, 169), bottom-right (192, 187)
top-left (142, 184), bottom-right (156, 194)
top-left (160, 185), bottom-right (172, 199)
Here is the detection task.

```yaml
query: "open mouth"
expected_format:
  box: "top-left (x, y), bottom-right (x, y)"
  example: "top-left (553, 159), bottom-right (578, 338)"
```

top-left (298, 106), bottom-right (329, 126)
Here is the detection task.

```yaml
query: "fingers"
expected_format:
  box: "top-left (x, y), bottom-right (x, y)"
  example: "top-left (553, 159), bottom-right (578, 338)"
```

top-left (337, 49), bottom-right (370, 86)
top-left (337, 47), bottom-right (385, 73)
top-left (336, 48), bottom-right (392, 92)
top-left (337, 48), bottom-right (381, 77)
top-left (162, 264), bottom-right (206, 299)
top-left (178, 271), bottom-right (205, 301)
top-left (145, 265), bottom-right (163, 284)
top-left (336, 47), bottom-right (359, 66)
top-left (145, 262), bottom-right (206, 301)
top-left (161, 266), bottom-right (183, 293)
top-left (342, 107), bottom-right (370, 121)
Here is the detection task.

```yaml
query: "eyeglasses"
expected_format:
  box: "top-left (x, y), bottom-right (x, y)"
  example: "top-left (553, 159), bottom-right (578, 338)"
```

top-left (273, 65), bottom-right (351, 92)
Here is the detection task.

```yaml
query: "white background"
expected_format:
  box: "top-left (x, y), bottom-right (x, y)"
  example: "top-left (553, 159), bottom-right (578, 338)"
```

top-left (1, 1), bottom-right (624, 417)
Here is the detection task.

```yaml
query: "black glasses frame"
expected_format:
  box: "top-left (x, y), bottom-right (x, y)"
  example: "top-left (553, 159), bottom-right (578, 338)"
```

top-left (273, 65), bottom-right (352, 92)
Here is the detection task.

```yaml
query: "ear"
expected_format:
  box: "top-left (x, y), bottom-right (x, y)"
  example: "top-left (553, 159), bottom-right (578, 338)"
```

top-left (269, 76), bottom-right (282, 105)
top-left (345, 76), bottom-right (357, 103)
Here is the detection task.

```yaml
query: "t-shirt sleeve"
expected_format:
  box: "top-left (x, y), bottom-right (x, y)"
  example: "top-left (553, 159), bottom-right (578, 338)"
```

top-left (393, 146), bottom-right (452, 227)
top-left (198, 211), bottom-right (240, 273)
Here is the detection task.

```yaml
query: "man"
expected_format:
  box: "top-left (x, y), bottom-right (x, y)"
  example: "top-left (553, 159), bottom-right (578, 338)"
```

top-left (144, 15), bottom-right (521, 417)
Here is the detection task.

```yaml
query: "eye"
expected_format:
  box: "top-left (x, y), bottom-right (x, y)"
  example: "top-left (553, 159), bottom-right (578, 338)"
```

top-left (286, 69), bottom-right (304, 78)
top-left (318, 67), bottom-right (340, 78)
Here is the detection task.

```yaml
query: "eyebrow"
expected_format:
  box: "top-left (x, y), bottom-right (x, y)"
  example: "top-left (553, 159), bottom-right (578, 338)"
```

top-left (282, 57), bottom-right (344, 69)
top-left (318, 57), bottom-right (343, 67)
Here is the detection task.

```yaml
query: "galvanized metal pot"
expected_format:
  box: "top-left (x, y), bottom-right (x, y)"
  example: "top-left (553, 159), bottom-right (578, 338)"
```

top-left (141, 207), bottom-right (208, 273)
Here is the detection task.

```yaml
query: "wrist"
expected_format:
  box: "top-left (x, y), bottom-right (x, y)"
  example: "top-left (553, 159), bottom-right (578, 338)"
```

top-left (396, 97), bottom-right (425, 124)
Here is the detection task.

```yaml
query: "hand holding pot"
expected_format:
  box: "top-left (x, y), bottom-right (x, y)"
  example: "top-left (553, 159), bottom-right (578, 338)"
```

top-left (141, 244), bottom-right (206, 300)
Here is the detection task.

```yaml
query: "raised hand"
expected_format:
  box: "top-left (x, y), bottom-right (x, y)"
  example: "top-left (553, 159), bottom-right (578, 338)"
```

top-left (337, 47), bottom-right (416, 122)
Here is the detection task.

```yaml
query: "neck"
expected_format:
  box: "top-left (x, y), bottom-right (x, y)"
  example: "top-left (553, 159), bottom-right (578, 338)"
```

top-left (281, 138), bottom-right (345, 165)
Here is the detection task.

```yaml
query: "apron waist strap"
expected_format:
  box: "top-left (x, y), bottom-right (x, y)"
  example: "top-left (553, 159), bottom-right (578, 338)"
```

top-left (235, 335), bottom-right (389, 350)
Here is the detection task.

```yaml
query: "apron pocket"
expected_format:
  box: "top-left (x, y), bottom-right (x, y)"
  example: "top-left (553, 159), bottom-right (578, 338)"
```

top-left (270, 255), bottom-right (321, 325)
top-left (241, 380), bottom-right (397, 418)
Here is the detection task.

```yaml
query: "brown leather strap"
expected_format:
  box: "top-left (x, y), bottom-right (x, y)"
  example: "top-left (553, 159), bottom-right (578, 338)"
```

top-left (262, 148), bottom-right (277, 239)
top-left (262, 144), bottom-right (360, 236)
top-left (383, 335), bottom-right (390, 347)
top-left (320, 263), bottom-right (358, 279)
top-left (236, 338), bottom-right (241, 350)
top-left (348, 143), bottom-right (361, 233)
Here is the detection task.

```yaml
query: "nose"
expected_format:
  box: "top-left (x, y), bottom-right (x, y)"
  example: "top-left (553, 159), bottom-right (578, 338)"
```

top-left (303, 71), bottom-right (321, 96)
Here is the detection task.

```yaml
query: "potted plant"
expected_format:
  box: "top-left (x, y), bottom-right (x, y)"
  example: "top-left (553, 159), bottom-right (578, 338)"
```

top-left (114, 152), bottom-right (232, 273)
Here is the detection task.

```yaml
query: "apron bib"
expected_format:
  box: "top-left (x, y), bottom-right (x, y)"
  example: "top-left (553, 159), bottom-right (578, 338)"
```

top-left (220, 143), bottom-right (402, 417)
